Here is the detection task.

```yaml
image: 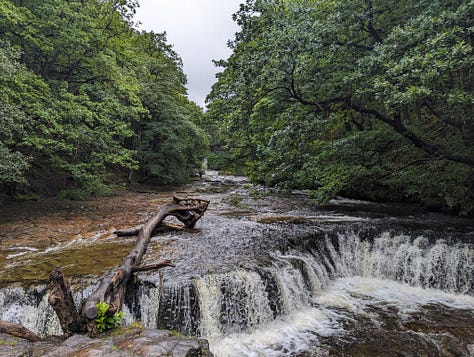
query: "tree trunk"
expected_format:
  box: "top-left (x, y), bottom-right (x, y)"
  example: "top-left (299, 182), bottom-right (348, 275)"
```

top-left (49, 267), bottom-right (87, 335)
top-left (113, 222), bottom-right (187, 237)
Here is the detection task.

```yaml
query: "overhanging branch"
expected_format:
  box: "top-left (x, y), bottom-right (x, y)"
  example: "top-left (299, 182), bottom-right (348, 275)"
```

top-left (346, 101), bottom-right (474, 167)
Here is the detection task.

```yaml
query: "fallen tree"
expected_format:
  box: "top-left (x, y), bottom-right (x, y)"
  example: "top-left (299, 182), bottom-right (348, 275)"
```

top-left (0, 196), bottom-right (209, 339)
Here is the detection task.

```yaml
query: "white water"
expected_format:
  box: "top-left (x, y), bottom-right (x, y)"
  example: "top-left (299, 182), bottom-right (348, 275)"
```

top-left (0, 282), bottom-right (97, 336)
top-left (334, 232), bottom-right (473, 294)
top-left (193, 231), bottom-right (474, 355)
top-left (0, 285), bottom-right (61, 336)
top-left (209, 277), bottom-right (474, 356)
top-left (195, 271), bottom-right (274, 338)
top-left (210, 307), bottom-right (339, 357)
top-left (0, 229), bottom-right (472, 355)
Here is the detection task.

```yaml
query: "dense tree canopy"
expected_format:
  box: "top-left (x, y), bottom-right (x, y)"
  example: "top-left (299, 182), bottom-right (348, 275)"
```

top-left (206, 0), bottom-right (474, 215)
top-left (0, 40), bottom-right (33, 188)
top-left (133, 32), bottom-right (208, 184)
top-left (0, 0), bottom-right (208, 197)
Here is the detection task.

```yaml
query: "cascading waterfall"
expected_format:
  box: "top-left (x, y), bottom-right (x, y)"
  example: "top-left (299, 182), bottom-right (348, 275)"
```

top-left (195, 230), bottom-right (474, 355)
top-left (1, 228), bottom-right (473, 355)
top-left (125, 282), bottom-right (162, 328)
top-left (155, 230), bottom-right (473, 336)
top-left (332, 232), bottom-right (473, 294)
top-left (0, 285), bottom-right (60, 336)
top-left (0, 281), bottom-right (102, 337)
top-left (195, 270), bottom-right (274, 338)
top-left (156, 280), bottom-right (200, 334)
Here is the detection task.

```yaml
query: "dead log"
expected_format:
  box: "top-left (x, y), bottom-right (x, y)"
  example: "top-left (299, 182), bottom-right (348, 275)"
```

top-left (132, 260), bottom-right (176, 272)
top-left (49, 267), bottom-right (87, 335)
top-left (0, 196), bottom-right (209, 341)
top-left (0, 320), bottom-right (42, 342)
top-left (113, 226), bottom-right (142, 236)
top-left (113, 222), bottom-right (185, 237)
top-left (81, 196), bottom-right (209, 322)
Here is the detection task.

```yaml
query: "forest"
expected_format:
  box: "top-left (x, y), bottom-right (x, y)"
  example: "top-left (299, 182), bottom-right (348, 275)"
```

top-left (1, 0), bottom-right (473, 216)
top-left (0, 0), bottom-right (208, 199)
top-left (206, 0), bottom-right (474, 216)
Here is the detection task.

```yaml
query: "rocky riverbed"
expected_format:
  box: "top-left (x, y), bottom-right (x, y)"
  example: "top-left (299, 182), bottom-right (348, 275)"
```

top-left (0, 173), bottom-right (473, 356)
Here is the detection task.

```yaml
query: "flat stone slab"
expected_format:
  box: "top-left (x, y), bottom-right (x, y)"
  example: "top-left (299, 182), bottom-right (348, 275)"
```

top-left (0, 327), bottom-right (212, 357)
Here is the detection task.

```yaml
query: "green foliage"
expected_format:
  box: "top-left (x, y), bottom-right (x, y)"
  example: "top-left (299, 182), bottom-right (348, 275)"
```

top-left (0, 41), bottom-right (33, 188)
top-left (95, 301), bottom-right (124, 333)
top-left (205, 0), bottom-right (474, 215)
top-left (58, 189), bottom-right (90, 201)
top-left (14, 193), bottom-right (40, 201)
top-left (133, 33), bottom-right (209, 184)
top-left (0, 0), bottom-right (209, 197)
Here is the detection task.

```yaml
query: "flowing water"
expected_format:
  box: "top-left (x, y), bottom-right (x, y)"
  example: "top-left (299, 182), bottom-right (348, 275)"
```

top-left (0, 173), bottom-right (473, 356)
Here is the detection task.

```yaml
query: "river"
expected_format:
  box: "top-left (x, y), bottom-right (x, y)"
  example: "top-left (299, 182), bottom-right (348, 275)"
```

top-left (0, 172), bottom-right (473, 356)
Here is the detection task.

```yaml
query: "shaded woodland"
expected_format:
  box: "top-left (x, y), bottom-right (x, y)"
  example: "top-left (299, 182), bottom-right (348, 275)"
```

top-left (1, 0), bottom-right (472, 217)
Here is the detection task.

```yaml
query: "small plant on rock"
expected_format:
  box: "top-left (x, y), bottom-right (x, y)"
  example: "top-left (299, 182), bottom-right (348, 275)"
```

top-left (95, 301), bottom-right (124, 333)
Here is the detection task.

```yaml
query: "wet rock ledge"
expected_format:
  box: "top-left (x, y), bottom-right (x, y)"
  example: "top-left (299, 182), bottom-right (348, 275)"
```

top-left (0, 327), bottom-right (212, 357)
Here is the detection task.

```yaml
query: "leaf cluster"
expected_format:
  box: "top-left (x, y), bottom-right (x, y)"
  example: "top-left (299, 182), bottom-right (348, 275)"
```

top-left (95, 301), bottom-right (124, 333)
top-left (0, 0), bottom-right (209, 196)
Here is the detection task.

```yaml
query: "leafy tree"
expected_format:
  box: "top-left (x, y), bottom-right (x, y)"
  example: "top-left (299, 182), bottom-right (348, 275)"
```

top-left (0, 100), bottom-right (27, 186)
top-left (136, 94), bottom-right (208, 184)
top-left (0, 39), bottom-right (47, 190)
top-left (0, 0), bottom-right (144, 194)
top-left (132, 31), bottom-right (208, 184)
top-left (0, 0), bottom-right (208, 197)
top-left (206, 0), bottom-right (474, 215)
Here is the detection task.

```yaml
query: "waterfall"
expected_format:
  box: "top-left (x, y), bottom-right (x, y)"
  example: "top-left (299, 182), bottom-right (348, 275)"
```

top-left (0, 281), bottom-right (98, 337)
top-left (0, 285), bottom-right (61, 336)
top-left (195, 270), bottom-right (274, 338)
top-left (332, 232), bottom-right (473, 294)
top-left (0, 229), bottom-right (472, 345)
top-left (157, 280), bottom-right (200, 334)
top-left (190, 230), bottom-right (473, 339)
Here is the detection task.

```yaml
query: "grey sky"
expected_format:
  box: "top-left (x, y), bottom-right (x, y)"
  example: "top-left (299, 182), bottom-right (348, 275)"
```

top-left (134, 0), bottom-right (242, 108)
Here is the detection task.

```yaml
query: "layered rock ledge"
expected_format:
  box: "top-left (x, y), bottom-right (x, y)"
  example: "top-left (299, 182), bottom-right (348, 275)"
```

top-left (0, 327), bottom-right (212, 357)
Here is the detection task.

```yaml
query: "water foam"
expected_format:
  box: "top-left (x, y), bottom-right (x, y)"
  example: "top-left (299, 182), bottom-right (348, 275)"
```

top-left (209, 277), bottom-right (474, 356)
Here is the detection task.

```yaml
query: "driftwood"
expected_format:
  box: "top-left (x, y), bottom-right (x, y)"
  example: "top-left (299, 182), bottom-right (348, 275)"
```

top-left (49, 267), bottom-right (87, 335)
top-left (133, 260), bottom-right (176, 272)
top-left (80, 196), bottom-right (209, 322)
top-left (2, 196), bottom-right (209, 341)
top-left (0, 320), bottom-right (42, 342)
top-left (114, 222), bottom-right (188, 237)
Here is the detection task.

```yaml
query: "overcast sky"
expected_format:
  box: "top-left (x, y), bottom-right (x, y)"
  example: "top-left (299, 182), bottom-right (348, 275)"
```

top-left (134, 0), bottom-right (242, 108)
